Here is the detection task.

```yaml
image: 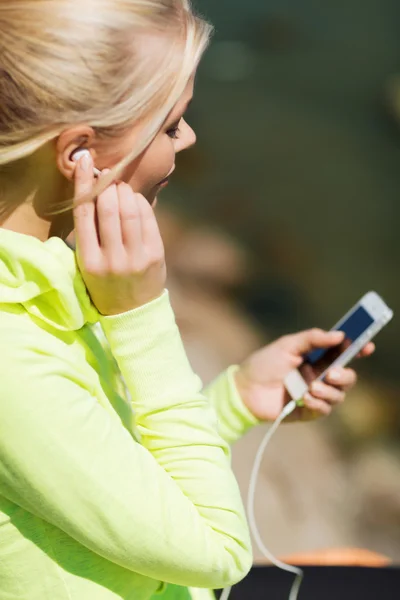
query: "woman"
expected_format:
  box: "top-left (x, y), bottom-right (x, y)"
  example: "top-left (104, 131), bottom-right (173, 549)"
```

top-left (0, 1), bottom-right (372, 599)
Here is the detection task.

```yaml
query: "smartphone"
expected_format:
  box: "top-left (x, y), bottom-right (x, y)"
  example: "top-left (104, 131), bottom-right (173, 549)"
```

top-left (285, 291), bottom-right (393, 401)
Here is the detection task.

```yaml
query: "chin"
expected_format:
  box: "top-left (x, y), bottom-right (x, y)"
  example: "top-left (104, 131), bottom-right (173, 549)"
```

top-left (144, 187), bottom-right (159, 206)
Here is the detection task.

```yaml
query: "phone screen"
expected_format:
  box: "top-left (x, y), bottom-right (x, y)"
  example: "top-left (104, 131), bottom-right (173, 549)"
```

top-left (302, 306), bottom-right (374, 376)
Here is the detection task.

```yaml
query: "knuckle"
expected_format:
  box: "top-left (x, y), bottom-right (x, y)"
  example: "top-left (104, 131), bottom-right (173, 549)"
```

top-left (106, 255), bottom-right (131, 276)
top-left (83, 261), bottom-right (104, 277)
top-left (73, 202), bottom-right (91, 219)
top-left (280, 334), bottom-right (292, 347)
top-left (304, 394), bottom-right (317, 408)
top-left (131, 250), bottom-right (165, 273)
top-left (120, 205), bottom-right (140, 221)
top-left (311, 327), bottom-right (323, 337)
top-left (128, 253), bottom-right (148, 274)
top-left (148, 249), bottom-right (165, 265)
top-left (132, 261), bottom-right (148, 275)
top-left (110, 266), bottom-right (129, 278)
top-left (313, 399), bottom-right (330, 415)
top-left (105, 260), bottom-right (123, 276)
top-left (101, 203), bottom-right (119, 219)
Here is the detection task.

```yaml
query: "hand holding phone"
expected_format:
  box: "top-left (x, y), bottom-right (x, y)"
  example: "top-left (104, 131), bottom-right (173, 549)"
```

top-left (285, 292), bottom-right (393, 402)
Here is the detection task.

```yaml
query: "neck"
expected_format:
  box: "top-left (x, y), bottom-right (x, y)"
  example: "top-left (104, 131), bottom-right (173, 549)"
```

top-left (2, 201), bottom-right (52, 242)
top-left (0, 158), bottom-right (73, 242)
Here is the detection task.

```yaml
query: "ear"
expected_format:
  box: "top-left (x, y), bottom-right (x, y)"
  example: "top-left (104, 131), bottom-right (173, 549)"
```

top-left (55, 126), bottom-right (98, 180)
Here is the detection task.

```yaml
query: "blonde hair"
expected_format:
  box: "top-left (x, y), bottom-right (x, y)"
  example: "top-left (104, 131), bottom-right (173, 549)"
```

top-left (0, 0), bottom-right (212, 214)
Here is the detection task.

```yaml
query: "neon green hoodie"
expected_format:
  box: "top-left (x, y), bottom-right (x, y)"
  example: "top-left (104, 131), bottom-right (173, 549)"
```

top-left (0, 228), bottom-right (258, 600)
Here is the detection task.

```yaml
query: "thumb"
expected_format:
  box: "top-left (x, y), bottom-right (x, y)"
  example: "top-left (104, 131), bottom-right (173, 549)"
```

top-left (287, 328), bottom-right (345, 355)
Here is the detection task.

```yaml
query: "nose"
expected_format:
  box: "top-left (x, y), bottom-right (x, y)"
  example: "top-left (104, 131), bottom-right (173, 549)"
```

top-left (175, 119), bottom-right (196, 153)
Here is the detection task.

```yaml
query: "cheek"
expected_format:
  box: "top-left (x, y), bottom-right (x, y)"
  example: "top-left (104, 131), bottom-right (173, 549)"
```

top-left (147, 137), bottom-right (175, 178)
top-left (123, 138), bottom-right (174, 195)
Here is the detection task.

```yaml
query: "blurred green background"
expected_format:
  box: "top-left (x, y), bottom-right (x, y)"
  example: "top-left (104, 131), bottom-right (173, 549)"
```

top-left (161, 0), bottom-right (400, 560)
top-left (167, 0), bottom-right (400, 407)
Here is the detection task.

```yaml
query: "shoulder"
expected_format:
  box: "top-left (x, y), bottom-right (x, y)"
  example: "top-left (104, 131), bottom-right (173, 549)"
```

top-left (0, 307), bottom-right (92, 399)
top-left (0, 306), bottom-right (67, 362)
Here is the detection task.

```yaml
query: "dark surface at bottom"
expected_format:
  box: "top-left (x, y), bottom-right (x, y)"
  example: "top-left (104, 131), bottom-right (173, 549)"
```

top-left (215, 566), bottom-right (400, 599)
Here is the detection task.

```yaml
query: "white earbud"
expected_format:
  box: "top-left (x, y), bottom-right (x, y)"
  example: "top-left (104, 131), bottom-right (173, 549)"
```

top-left (71, 149), bottom-right (101, 177)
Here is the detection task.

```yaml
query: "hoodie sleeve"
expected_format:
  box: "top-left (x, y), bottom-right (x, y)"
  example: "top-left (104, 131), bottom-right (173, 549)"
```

top-left (202, 366), bottom-right (260, 445)
top-left (0, 291), bottom-right (252, 590)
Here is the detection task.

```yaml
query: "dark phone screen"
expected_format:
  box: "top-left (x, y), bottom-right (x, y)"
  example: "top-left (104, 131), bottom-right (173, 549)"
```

top-left (303, 306), bottom-right (374, 375)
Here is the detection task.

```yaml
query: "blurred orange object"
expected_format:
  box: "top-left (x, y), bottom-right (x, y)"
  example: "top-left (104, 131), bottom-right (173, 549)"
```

top-left (277, 548), bottom-right (391, 567)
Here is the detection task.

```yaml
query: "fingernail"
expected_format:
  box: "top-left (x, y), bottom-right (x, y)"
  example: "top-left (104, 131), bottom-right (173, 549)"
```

top-left (80, 153), bottom-right (91, 171)
top-left (328, 369), bottom-right (341, 381)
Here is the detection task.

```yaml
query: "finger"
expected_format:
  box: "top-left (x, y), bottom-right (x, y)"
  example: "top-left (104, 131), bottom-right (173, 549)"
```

top-left (288, 328), bottom-right (345, 355)
top-left (309, 380), bottom-right (346, 404)
top-left (73, 154), bottom-right (100, 259)
top-left (325, 367), bottom-right (357, 390)
top-left (96, 177), bottom-right (123, 252)
top-left (118, 184), bottom-right (143, 253)
top-left (357, 342), bottom-right (375, 358)
top-left (303, 393), bottom-right (333, 416)
top-left (134, 193), bottom-right (164, 254)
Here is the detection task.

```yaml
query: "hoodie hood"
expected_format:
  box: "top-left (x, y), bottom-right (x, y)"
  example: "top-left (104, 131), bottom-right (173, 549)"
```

top-left (0, 228), bottom-right (99, 331)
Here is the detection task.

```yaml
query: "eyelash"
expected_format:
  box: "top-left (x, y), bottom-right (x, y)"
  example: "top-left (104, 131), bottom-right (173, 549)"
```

top-left (167, 126), bottom-right (180, 140)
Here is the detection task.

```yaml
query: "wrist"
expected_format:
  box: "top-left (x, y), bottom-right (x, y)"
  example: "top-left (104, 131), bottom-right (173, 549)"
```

top-left (233, 366), bottom-right (256, 418)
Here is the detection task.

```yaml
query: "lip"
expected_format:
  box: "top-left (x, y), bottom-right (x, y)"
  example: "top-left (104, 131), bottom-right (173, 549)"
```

top-left (157, 165), bottom-right (175, 187)
top-left (158, 178), bottom-right (169, 188)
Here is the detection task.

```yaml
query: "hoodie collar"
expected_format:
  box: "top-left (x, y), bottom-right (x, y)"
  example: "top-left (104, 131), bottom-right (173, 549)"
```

top-left (0, 228), bottom-right (99, 331)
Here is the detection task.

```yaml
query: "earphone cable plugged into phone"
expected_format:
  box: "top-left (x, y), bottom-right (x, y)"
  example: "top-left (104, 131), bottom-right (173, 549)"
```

top-left (221, 292), bottom-right (393, 600)
top-left (219, 399), bottom-right (304, 600)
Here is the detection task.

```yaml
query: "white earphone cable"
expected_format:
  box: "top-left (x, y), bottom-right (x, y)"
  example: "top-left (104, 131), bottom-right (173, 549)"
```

top-left (219, 400), bottom-right (304, 600)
